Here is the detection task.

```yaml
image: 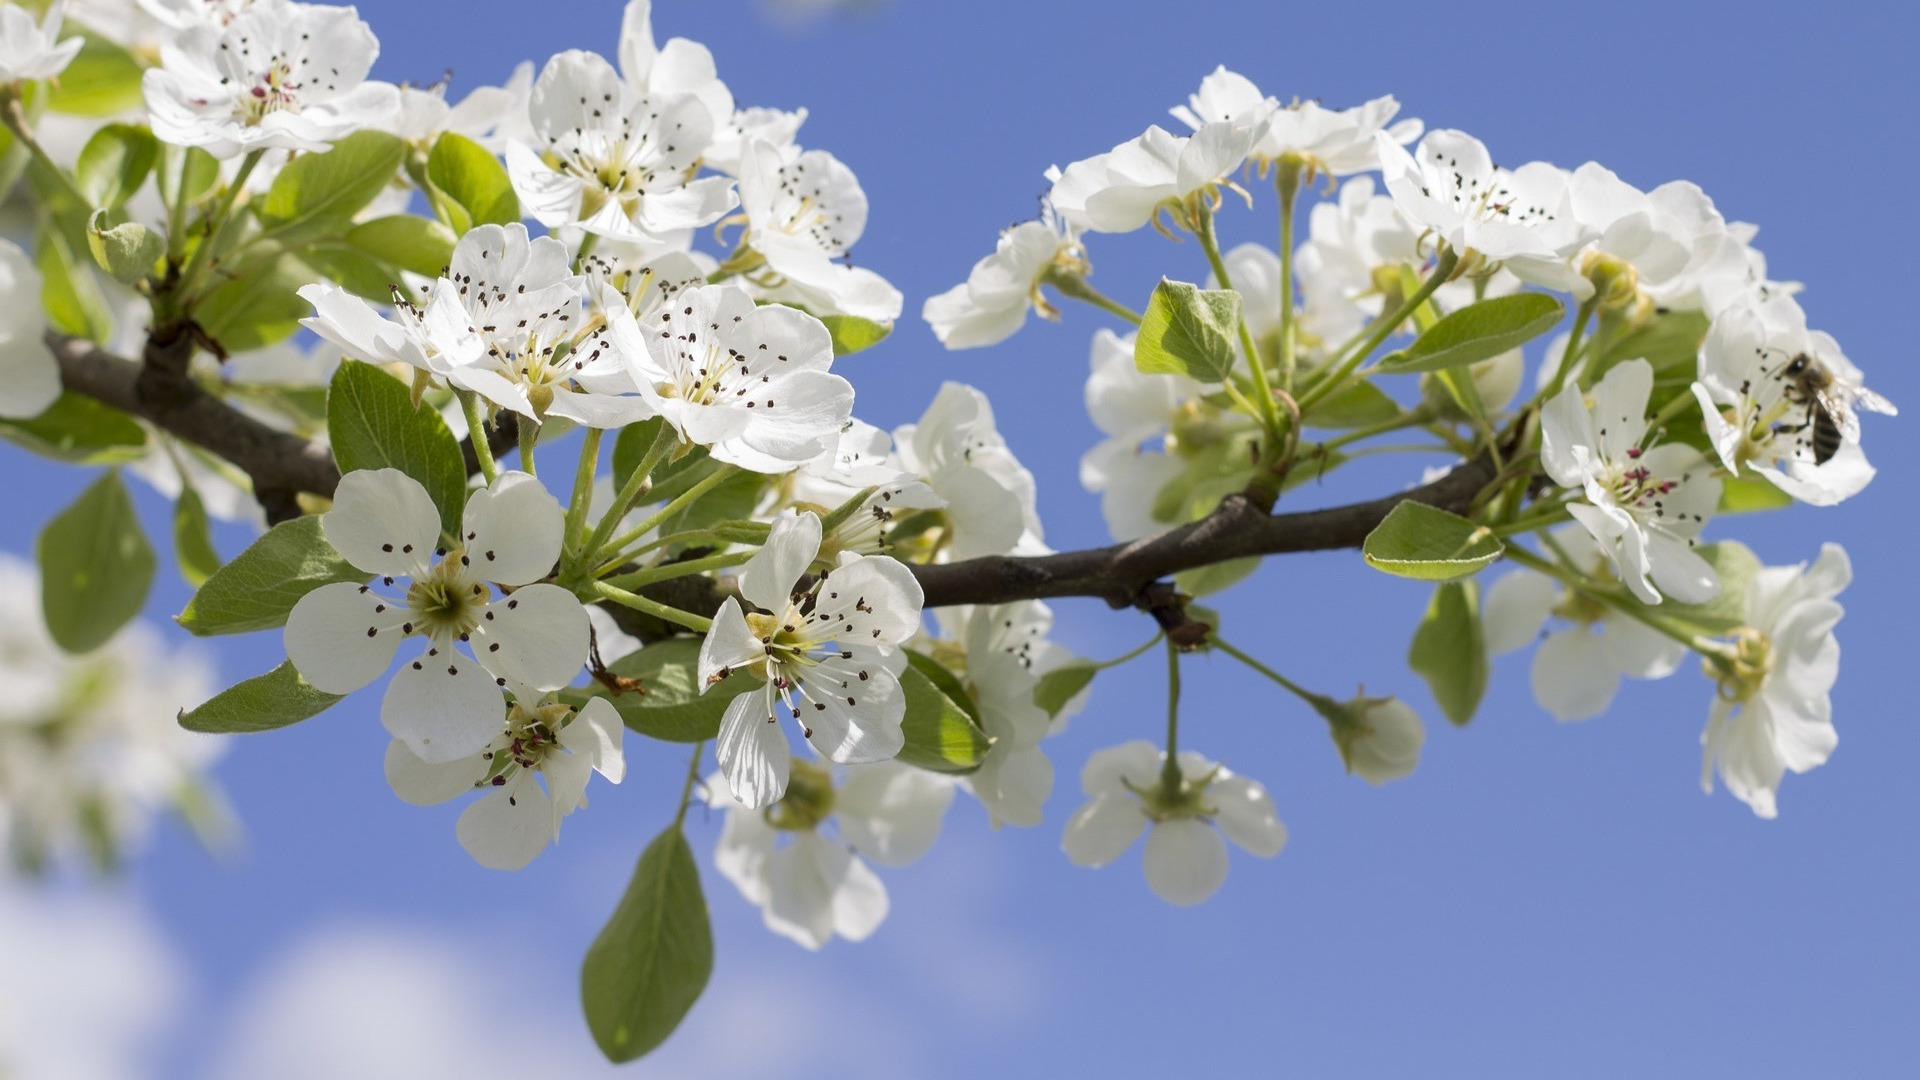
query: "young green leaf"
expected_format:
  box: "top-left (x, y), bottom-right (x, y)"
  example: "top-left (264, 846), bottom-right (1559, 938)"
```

top-left (193, 253), bottom-right (314, 351)
top-left (1662, 541), bottom-right (1762, 635)
top-left (1175, 556), bottom-right (1261, 598)
top-left (44, 32), bottom-right (145, 117)
top-left (327, 361), bottom-right (469, 536)
top-left (37, 224), bottom-right (112, 343)
top-left (580, 636), bottom-right (758, 742)
top-left (581, 825), bottom-right (714, 1063)
top-left (75, 123), bottom-right (158, 209)
top-left (1034, 662), bottom-right (1096, 718)
top-left (0, 393), bottom-right (146, 464)
top-left (345, 215), bottom-right (458, 278)
top-left (1718, 474), bottom-right (1794, 515)
top-left (1134, 278), bottom-right (1242, 383)
top-left (897, 654), bottom-right (991, 774)
top-left (178, 660), bottom-right (345, 733)
top-left (37, 470), bottom-right (155, 654)
top-left (1363, 500), bottom-right (1505, 581)
top-left (1379, 292), bottom-right (1564, 374)
top-left (172, 487), bottom-right (223, 587)
top-left (256, 130), bottom-right (407, 236)
top-left (425, 132), bottom-right (520, 231)
top-left (1302, 379), bottom-right (1402, 429)
top-left (1408, 580), bottom-right (1488, 726)
top-left (178, 515), bottom-right (366, 636)
top-left (86, 214), bottom-right (165, 285)
top-left (821, 313), bottom-right (891, 357)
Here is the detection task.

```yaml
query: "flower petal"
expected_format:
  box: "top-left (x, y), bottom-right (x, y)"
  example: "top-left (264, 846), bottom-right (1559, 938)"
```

top-left (383, 739), bottom-right (484, 806)
top-left (1530, 628), bottom-right (1619, 721)
top-left (283, 581), bottom-right (408, 694)
top-left (835, 762), bottom-right (954, 867)
top-left (322, 468), bottom-right (442, 577)
top-left (714, 690), bottom-right (791, 809)
top-left (1061, 794), bottom-right (1147, 868)
top-left (381, 645), bottom-right (507, 763)
top-left (1209, 775), bottom-right (1289, 857)
top-left (456, 776), bottom-right (554, 870)
top-left (472, 583), bottom-right (587, 691)
top-left (739, 511), bottom-right (822, 613)
top-left (1142, 818), bottom-right (1229, 906)
top-left (1482, 570), bottom-right (1559, 656)
top-left (461, 471), bottom-right (565, 586)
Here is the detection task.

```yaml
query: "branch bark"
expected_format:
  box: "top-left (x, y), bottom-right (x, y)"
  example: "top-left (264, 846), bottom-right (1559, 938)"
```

top-left (43, 333), bottom-right (1497, 617)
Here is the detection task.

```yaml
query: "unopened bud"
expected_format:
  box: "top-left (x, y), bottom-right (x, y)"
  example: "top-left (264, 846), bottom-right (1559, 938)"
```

top-left (1321, 695), bottom-right (1425, 785)
top-left (1581, 251), bottom-right (1640, 312)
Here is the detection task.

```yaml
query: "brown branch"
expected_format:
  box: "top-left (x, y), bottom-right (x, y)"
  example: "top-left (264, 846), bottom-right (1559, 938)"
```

top-left (45, 333), bottom-right (1498, 619)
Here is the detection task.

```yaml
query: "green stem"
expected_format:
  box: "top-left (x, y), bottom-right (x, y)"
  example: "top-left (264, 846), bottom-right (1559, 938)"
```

top-left (1095, 632), bottom-right (1165, 671)
top-left (564, 426), bottom-right (604, 555)
top-left (0, 93), bottom-right (89, 208)
top-left (580, 423), bottom-right (679, 566)
top-left (1274, 163), bottom-right (1302, 391)
top-left (1491, 503), bottom-right (1573, 537)
top-left (590, 581), bottom-right (713, 634)
top-left (594, 463), bottom-right (742, 574)
top-left (460, 392), bottom-right (500, 483)
top-left (175, 149), bottom-right (262, 303)
top-left (672, 740), bottom-right (706, 827)
top-left (1298, 247), bottom-right (1459, 413)
top-left (1314, 407), bottom-right (1433, 455)
top-left (1046, 270), bottom-right (1143, 325)
top-left (604, 550), bottom-right (753, 591)
top-left (1159, 637), bottom-right (1184, 794)
top-left (1212, 638), bottom-right (1337, 712)
top-left (1543, 299), bottom-right (1595, 401)
top-left (1195, 205), bottom-right (1284, 439)
top-left (517, 415), bottom-right (539, 479)
top-left (1504, 546), bottom-right (1709, 651)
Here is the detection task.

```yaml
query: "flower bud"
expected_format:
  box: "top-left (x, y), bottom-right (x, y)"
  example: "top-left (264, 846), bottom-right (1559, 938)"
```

top-left (1581, 251), bottom-right (1640, 313)
top-left (1324, 695), bottom-right (1425, 785)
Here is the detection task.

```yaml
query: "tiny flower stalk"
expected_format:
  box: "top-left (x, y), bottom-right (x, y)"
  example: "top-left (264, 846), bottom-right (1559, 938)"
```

top-left (1040, 265), bottom-right (1142, 326)
top-left (1191, 202), bottom-right (1287, 446)
top-left (1297, 245), bottom-right (1459, 414)
top-left (1273, 151), bottom-right (1307, 392)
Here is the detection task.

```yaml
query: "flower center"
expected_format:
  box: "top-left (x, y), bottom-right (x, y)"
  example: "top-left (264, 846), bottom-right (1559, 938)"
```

top-left (406, 555), bottom-right (486, 644)
top-left (763, 760), bottom-right (836, 831)
top-left (1708, 628), bottom-right (1773, 704)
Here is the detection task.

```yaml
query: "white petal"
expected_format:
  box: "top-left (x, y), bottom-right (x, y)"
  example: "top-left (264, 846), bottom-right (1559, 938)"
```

top-left (456, 777), bottom-right (554, 870)
top-left (968, 743), bottom-right (1053, 828)
top-left (472, 583), bottom-right (587, 691)
top-left (1209, 775), bottom-right (1289, 856)
top-left (715, 691), bottom-right (791, 809)
top-left (1601, 615), bottom-right (1687, 680)
top-left (796, 658), bottom-right (905, 765)
top-left (834, 762), bottom-right (954, 866)
top-left (567, 697), bottom-right (627, 782)
top-left (698, 598), bottom-right (763, 684)
top-left (381, 646), bottom-right (508, 763)
top-left (712, 801), bottom-right (777, 904)
top-left (828, 848), bottom-right (890, 943)
top-left (761, 832), bottom-right (839, 949)
top-left (1530, 628), bottom-right (1620, 721)
top-left (740, 511), bottom-right (822, 613)
top-left (1061, 794), bottom-right (1147, 868)
top-left (460, 471), bottom-right (565, 586)
top-left (323, 468), bottom-right (442, 577)
top-left (1141, 819), bottom-right (1229, 906)
top-left (383, 739), bottom-right (484, 806)
top-left (283, 582), bottom-right (406, 694)
top-left (1482, 570), bottom-right (1559, 656)
top-left (1079, 740), bottom-right (1164, 796)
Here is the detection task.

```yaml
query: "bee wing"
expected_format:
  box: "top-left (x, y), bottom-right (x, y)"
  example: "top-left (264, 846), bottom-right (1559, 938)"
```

top-left (1814, 390), bottom-right (1862, 443)
top-left (1853, 385), bottom-right (1898, 417)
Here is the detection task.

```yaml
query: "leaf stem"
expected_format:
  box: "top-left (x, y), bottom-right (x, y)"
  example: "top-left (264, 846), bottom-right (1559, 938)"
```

top-left (603, 550), bottom-right (753, 592)
top-left (1095, 632), bottom-right (1165, 670)
top-left (1298, 246), bottom-right (1459, 413)
top-left (1212, 637), bottom-right (1336, 711)
top-left (590, 581), bottom-right (713, 634)
top-left (579, 422), bottom-right (678, 566)
top-left (1160, 636), bottom-right (1184, 794)
top-left (1046, 270), bottom-right (1143, 325)
top-left (459, 391), bottom-right (500, 483)
top-left (564, 425), bottom-right (604, 555)
top-left (594, 463), bottom-right (742, 574)
top-left (673, 740), bottom-right (706, 827)
top-left (1195, 204), bottom-right (1284, 440)
top-left (1503, 545), bottom-right (1709, 651)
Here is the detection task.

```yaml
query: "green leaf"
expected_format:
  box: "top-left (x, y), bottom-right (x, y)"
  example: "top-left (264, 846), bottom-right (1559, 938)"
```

top-left (37, 470), bottom-right (154, 654)
top-left (1408, 580), bottom-right (1488, 726)
top-left (1379, 293), bottom-right (1564, 374)
top-left (1134, 278), bottom-right (1241, 383)
top-left (1175, 556), bottom-right (1260, 597)
top-left (172, 487), bottom-right (223, 587)
top-left (257, 130), bottom-right (407, 236)
top-left (193, 253), bottom-right (313, 351)
top-left (1034, 662), bottom-right (1096, 718)
top-left (297, 242), bottom-right (406, 303)
top-left (656, 468), bottom-right (765, 536)
top-left (583, 636), bottom-right (758, 742)
top-left (75, 123), bottom-right (158, 209)
top-left (86, 213), bottom-right (164, 285)
top-left (581, 825), bottom-right (713, 1063)
top-left (1664, 541), bottom-right (1762, 635)
top-left (1363, 501), bottom-right (1505, 581)
top-left (425, 132), bottom-right (519, 231)
top-left (178, 515), bottom-right (366, 636)
top-left (820, 314), bottom-right (891, 357)
top-left (1303, 379), bottom-right (1401, 429)
top-left (611, 417), bottom-right (670, 493)
top-left (1595, 308), bottom-right (1710, 377)
top-left (37, 223), bottom-right (111, 342)
top-left (346, 215), bottom-right (457, 278)
top-left (1718, 473), bottom-right (1794, 515)
top-left (178, 660), bottom-right (345, 733)
top-left (327, 361), bottom-right (469, 537)
top-left (896, 654), bottom-right (991, 774)
top-left (45, 32), bottom-right (144, 117)
top-left (0, 392), bottom-right (146, 463)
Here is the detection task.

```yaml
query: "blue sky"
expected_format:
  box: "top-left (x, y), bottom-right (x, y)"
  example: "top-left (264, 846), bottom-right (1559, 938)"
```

top-left (3, 1), bottom-right (1917, 1076)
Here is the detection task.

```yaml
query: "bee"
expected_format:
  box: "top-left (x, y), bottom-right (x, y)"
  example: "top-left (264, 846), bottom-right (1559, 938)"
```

top-left (1776, 352), bottom-right (1896, 466)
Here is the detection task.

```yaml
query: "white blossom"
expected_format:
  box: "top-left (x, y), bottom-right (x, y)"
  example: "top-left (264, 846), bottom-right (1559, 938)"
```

top-left (141, 0), bottom-right (400, 158)
top-left (1325, 695), bottom-right (1425, 784)
top-left (708, 759), bottom-right (952, 950)
top-left (697, 511), bottom-right (922, 809)
top-left (923, 210), bottom-right (1084, 350)
top-left (384, 64), bottom-right (532, 151)
top-left (705, 104), bottom-right (807, 177)
top-left (616, 0), bottom-right (733, 133)
top-left (1062, 741), bottom-right (1287, 906)
top-left (1485, 526), bottom-right (1688, 721)
top-left (0, 0), bottom-right (83, 83)
top-left (1541, 358), bottom-right (1721, 604)
top-left (284, 469), bottom-right (588, 764)
top-left (1048, 119), bottom-right (1264, 235)
top-left (0, 238), bottom-right (60, 421)
top-left (890, 382), bottom-right (1047, 559)
top-left (384, 687), bottom-right (624, 870)
top-left (507, 46), bottom-right (736, 241)
top-left (605, 282), bottom-right (854, 473)
top-left (135, 0), bottom-right (254, 28)
top-left (1693, 295), bottom-right (1892, 506)
top-left (1701, 544), bottom-right (1849, 819)
top-left (927, 600), bottom-right (1069, 827)
top-left (1171, 68), bottom-right (1418, 175)
top-left (1376, 129), bottom-right (1583, 278)
top-left (1079, 329), bottom-right (1201, 542)
top-left (785, 418), bottom-right (945, 558)
top-left (735, 139), bottom-right (901, 322)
